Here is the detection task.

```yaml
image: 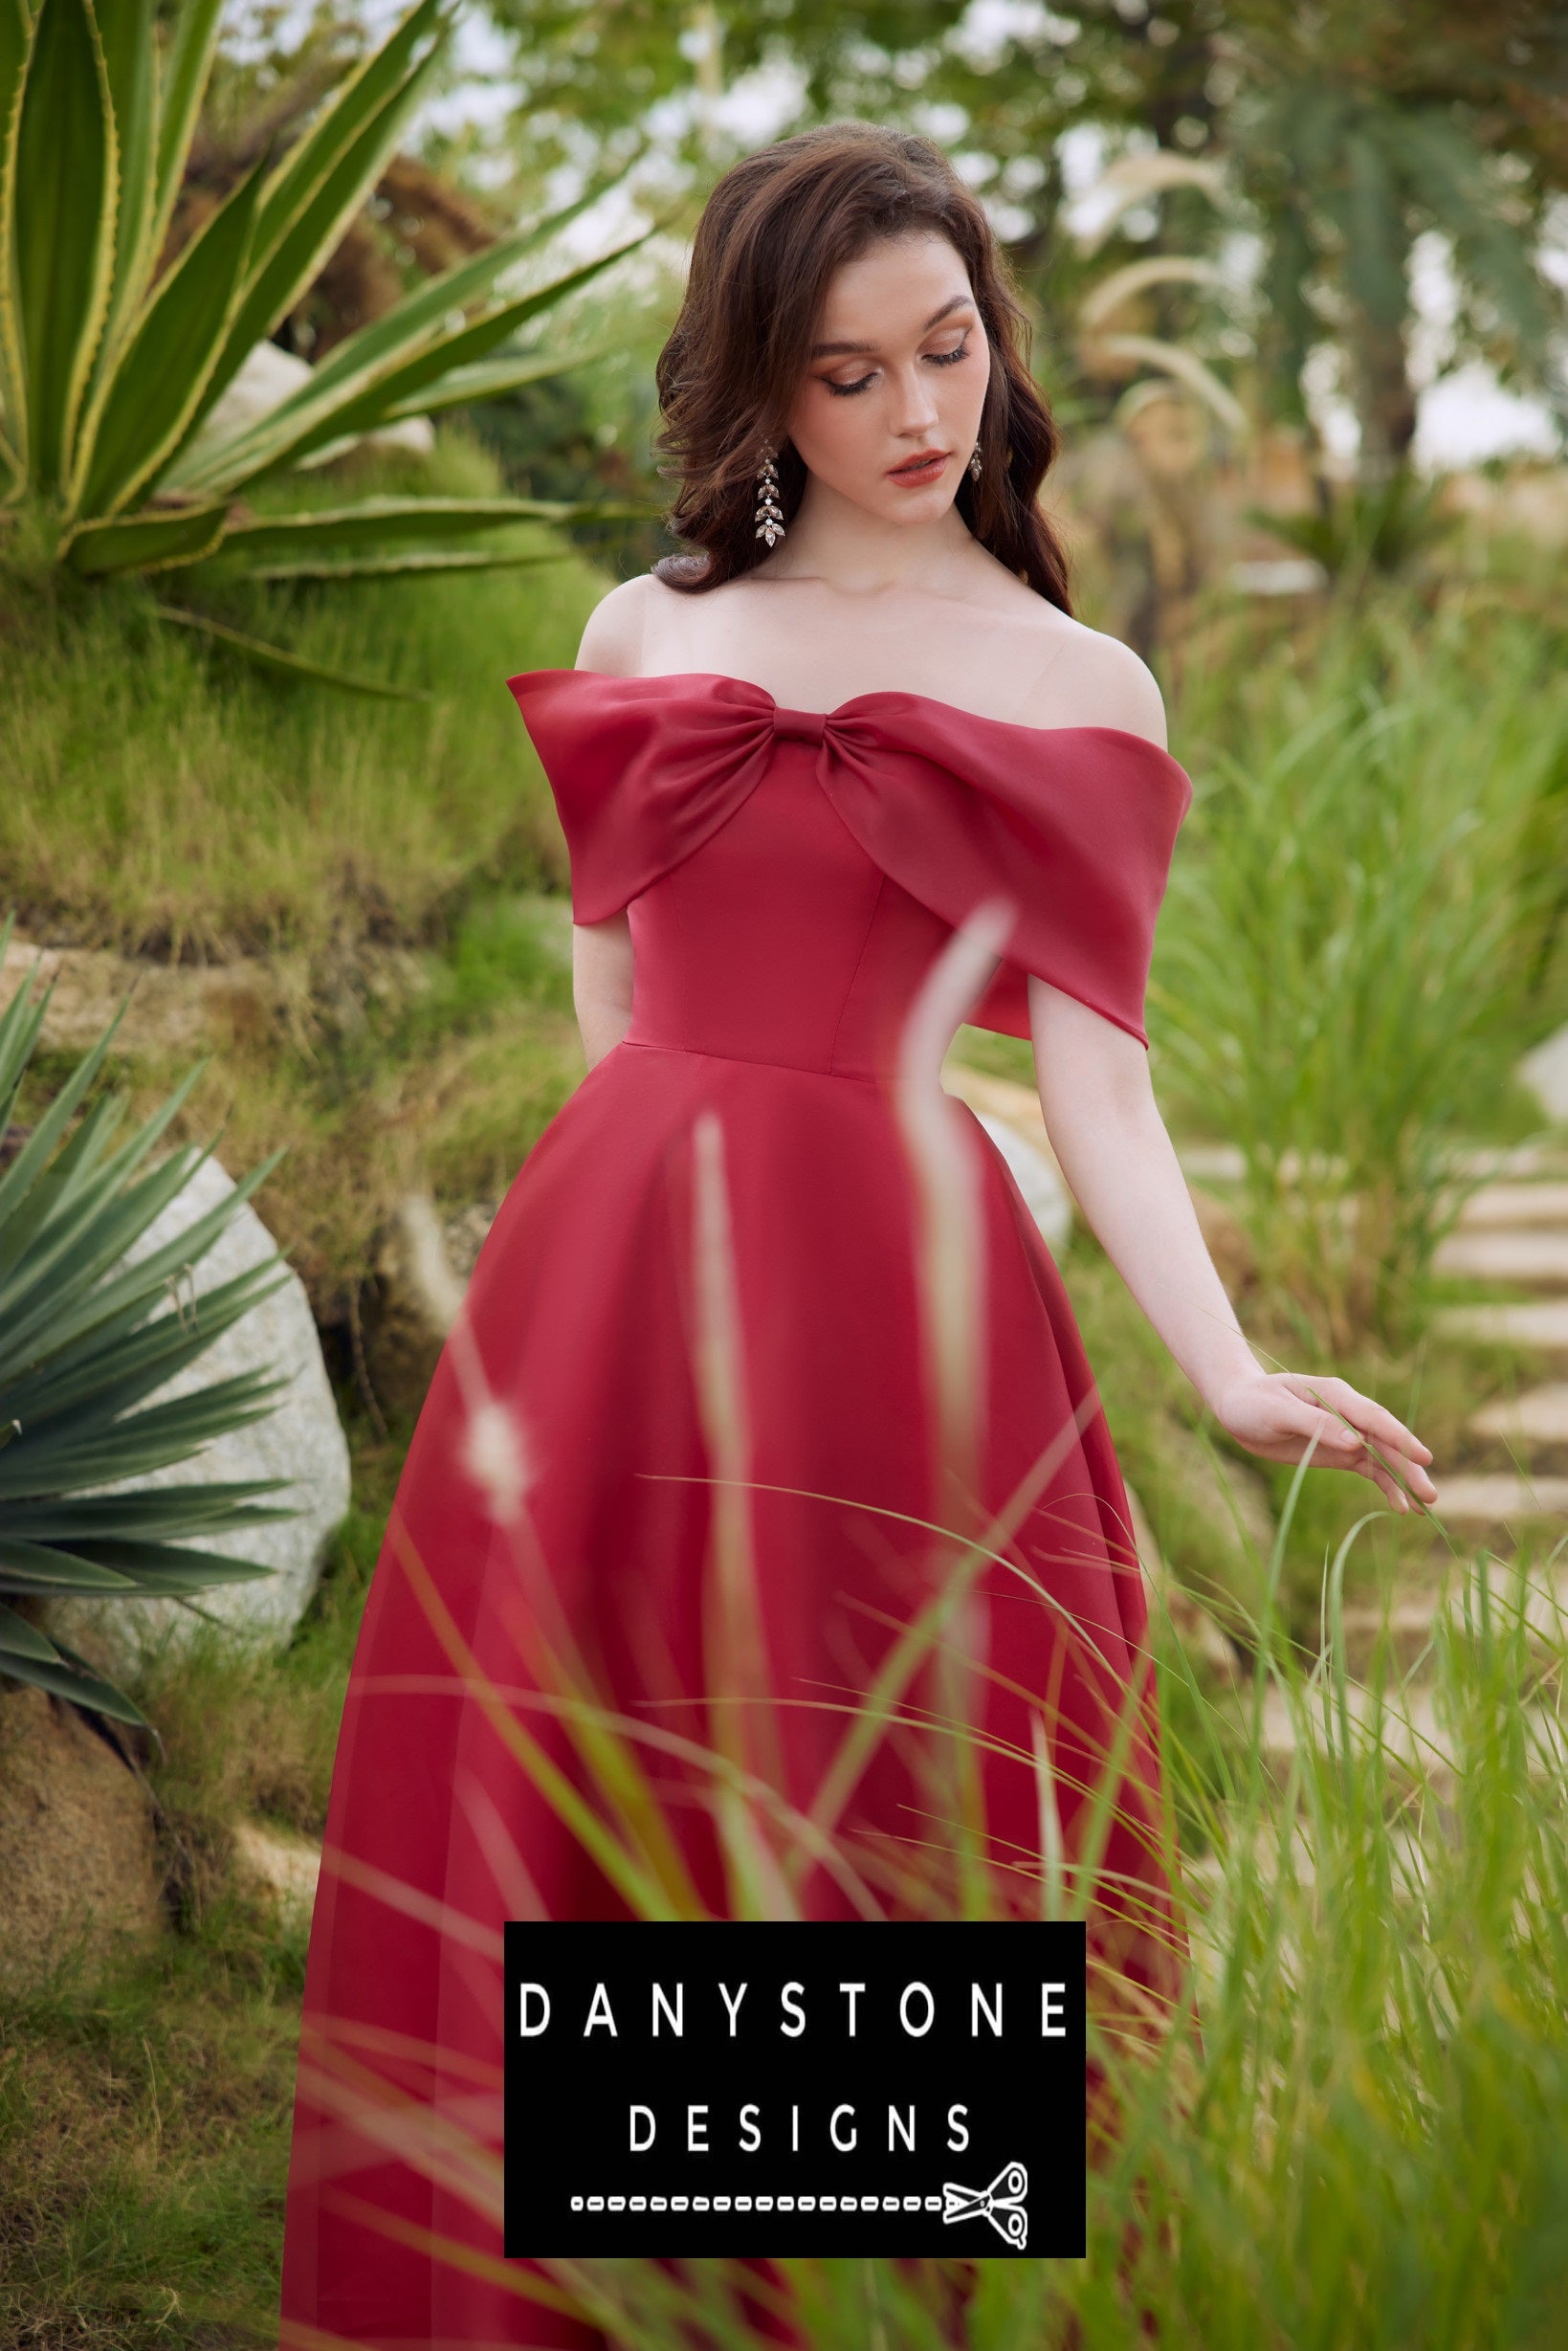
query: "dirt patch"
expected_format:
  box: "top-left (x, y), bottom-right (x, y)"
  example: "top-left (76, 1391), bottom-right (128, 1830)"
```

top-left (0, 1688), bottom-right (165, 1992)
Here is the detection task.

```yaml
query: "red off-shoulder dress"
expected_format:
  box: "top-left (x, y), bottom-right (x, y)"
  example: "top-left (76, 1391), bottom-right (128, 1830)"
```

top-left (278, 671), bottom-right (1193, 2349)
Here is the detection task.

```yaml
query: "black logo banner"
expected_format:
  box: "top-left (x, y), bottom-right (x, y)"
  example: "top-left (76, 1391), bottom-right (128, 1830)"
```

top-left (503, 1922), bottom-right (1086, 2257)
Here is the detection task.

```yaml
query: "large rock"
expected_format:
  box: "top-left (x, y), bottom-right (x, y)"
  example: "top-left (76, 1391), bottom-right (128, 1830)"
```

top-left (1, 934), bottom-right (280, 1058)
top-left (193, 339), bottom-right (434, 465)
top-left (0, 1685), bottom-right (165, 1988)
top-left (43, 1157), bottom-right (351, 1676)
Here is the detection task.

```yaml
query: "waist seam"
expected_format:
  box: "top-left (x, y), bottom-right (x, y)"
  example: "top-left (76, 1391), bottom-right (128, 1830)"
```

top-left (617, 1037), bottom-right (882, 1084)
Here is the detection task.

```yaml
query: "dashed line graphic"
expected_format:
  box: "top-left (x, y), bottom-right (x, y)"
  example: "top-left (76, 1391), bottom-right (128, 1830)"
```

top-left (568, 2159), bottom-right (1028, 2247)
top-left (571, 2191), bottom-right (943, 2214)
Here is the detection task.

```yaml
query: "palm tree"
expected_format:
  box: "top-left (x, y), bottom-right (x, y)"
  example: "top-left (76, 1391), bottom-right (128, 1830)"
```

top-left (1222, 1), bottom-right (1567, 475)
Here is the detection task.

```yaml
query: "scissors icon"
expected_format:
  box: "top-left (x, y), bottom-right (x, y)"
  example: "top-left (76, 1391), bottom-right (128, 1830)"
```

top-left (941, 2160), bottom-right (1028, 2249)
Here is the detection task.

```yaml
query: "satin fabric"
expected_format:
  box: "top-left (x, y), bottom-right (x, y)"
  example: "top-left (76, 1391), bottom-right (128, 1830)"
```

top-left (278, 671), bottom-right (1192, 2350)
top-left (519, 669), bottom-right (1192, 1047)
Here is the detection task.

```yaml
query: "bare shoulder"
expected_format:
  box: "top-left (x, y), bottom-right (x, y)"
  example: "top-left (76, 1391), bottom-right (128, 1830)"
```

top-left (574, 573), bottom-right (665, 676)
top-left (1011, 612), bottom-right (1168, 750)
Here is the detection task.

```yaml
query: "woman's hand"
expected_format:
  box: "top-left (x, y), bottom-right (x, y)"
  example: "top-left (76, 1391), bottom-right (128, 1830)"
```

top-left (1209, 1370), bottom-right (1437, 1515)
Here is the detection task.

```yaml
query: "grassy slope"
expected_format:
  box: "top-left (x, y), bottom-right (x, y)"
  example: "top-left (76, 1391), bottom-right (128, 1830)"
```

top-left (5, 430), bottom-right (608, 1317)
top-left (1, 433), bottom-right (600, 959)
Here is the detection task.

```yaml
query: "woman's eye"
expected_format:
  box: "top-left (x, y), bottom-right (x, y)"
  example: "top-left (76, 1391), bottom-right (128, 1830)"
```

top-left (926, 338), bottom-right (970, 367)
top-left (825, 371), bottom-right (876, 398)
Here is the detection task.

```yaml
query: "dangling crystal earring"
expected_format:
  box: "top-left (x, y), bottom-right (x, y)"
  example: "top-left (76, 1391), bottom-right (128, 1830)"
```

top-left (968, 441), bottom-right (983, 483)
top-left (755, 447), bottom-right (785, 548)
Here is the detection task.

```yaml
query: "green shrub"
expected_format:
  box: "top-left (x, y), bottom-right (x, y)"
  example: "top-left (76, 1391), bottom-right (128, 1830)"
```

top-left (1151, 600), bottom-right (1568, 1348)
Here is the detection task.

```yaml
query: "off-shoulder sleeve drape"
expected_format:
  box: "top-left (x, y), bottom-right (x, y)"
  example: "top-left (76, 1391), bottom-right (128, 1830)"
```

top-left (508, 669), bottom-right (1191, 1048)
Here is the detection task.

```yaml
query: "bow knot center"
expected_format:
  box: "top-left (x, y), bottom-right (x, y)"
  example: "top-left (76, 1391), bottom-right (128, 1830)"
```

top-left (772, 705), bottom-right (828, 744)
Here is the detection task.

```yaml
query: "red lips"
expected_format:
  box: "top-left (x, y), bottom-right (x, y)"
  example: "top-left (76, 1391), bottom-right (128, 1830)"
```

top-left (888, 449), bottom-right (949, 479)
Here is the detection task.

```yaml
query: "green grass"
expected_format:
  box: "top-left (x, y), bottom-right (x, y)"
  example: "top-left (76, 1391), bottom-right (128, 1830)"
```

top-left (0, 1398), bottom-right (401, 2346)
top-left (1151, 586), bottom-right (1568, 1353)
top-left (3, 427), bottom-right (599, 1320)
top-left (0, 1918), bottom-right (301, 2347)
top-left (0, 432), bottom-right (600, 963)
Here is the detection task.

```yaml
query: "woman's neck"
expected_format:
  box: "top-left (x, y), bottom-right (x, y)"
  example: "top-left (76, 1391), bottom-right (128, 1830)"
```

top-left (766, 474), bottom-right (979, 597)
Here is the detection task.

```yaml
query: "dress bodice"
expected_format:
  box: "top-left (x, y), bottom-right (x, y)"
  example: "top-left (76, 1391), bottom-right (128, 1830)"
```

top-left (508, 668), bottom-right (1192, 1079)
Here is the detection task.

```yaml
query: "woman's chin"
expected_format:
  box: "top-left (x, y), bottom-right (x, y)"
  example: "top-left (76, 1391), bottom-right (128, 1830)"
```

top-left (863, 482), bottom-right (961, 526)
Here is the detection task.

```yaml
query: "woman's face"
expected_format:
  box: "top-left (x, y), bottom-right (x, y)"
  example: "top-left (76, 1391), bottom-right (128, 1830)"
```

top-left (783, 230), bottom-right (990, 527)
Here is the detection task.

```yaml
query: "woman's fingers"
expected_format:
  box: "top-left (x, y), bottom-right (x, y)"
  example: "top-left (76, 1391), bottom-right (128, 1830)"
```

top-left (1285, 1376), bottom-right (1432, 1465)
top-left (1249, 1384), bottom-right (1434, 1511)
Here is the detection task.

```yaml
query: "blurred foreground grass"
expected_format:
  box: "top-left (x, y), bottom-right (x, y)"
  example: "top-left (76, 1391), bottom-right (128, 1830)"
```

top-left (4, 1434), bottom-right (1566, 2348)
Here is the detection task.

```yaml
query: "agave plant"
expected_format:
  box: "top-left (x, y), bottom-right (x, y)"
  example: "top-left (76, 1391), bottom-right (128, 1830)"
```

top-left (0, 0), bottom-right (647, 691)
top-left (0, 933), bottom-right (298, 1730)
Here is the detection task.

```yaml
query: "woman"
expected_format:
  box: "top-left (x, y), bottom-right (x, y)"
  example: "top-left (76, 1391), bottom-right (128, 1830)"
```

top-left (279, 122), bottom-right (1435, 2349)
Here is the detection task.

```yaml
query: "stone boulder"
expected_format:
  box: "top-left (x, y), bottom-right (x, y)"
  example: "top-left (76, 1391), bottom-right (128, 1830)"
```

top-left (43, 1157), bottom-right (351, 1677)
top-left (1, 933), bottom-right (286, 1059)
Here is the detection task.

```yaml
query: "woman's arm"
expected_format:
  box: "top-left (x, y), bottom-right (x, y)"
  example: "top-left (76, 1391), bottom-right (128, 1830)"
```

top-left (572, 916), bottom-right (633, 1070)
top-left (565, 579), bottom-right (652, 1068)
top-left (1026, 980), bottom-right (1436, 1513)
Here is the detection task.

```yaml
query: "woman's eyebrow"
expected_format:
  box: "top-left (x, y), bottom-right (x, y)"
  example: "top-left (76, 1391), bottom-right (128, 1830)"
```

top-left (808, 292), bottom-right (975, 360)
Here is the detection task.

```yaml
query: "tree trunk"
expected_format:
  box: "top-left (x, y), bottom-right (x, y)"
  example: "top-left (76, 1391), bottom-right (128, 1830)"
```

top-left (1351, 308), bottom-right (1419, 479)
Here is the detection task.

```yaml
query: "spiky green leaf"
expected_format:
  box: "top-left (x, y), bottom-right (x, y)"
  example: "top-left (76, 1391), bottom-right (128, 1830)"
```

top-left (56, 1538), bottom-right (276, 1586)
top-left (89, 0), bottom-right (159, 408)
top-left (171, 194), bottom-right (634, 489)
top-left (372, 344), bottom-right (609, 424)
top-left (269, 188), bottom-right (605, 414)
top-left (0, 0), bottom-right (33, 461)
top-left (231, 546), bottom-right (573, 584)
top-left (212, 494), bottom-right (589, 565)
top-left (149, 0), bottom-right (224, 266)
top-left (14, 0), bottom-right (118, 490)
top-left (8, 1482), bottom-right (289, 1539)
top-left (78, 153), bottom-right (266, 516)
top-left (5, 1265), bottom-right (289, 1428)
top-left (0, 1634), bottom-right (152, 1727)
top-left (62, 499), bottom-right (226, 576)
top-left (0, 1597), bottom-right (64, 1661)
top-left (179, 232), bottom-right (644, 494)
top-left (0, 1534), bottom-right (138, 1587)
top-left (188, 0), bottom-right (449, 439)
top-left (0, 1371), bottom-right (285, 1496)
top-left (154, 602), bottom-right (431, 699)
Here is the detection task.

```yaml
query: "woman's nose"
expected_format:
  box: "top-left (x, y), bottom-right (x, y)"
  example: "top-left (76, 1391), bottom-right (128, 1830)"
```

top-left (887, 365), bottom-right (940, 435)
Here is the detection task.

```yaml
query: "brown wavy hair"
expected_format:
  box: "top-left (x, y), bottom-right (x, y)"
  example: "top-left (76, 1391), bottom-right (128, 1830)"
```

top-left (652, 122), bottom-right (1072, 612)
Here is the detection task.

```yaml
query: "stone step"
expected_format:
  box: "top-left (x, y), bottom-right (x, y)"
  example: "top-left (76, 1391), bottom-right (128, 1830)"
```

top-left (1469, 1384), bottom-right (1568, 1446)
top-left (1435, 1299), bottom-right (1568, 1353)
top-left (232, 1819), bottom-right (321, 1930)
top-left (1431, 1472), bottom-right (1568, 1526)
top-left (1460, 1182), bottom-right (1568, 1229)
top-left (1258, 1678), bottom-right (1451, 1779)
top-left (1336, 1588), bottom-right (1448, 1675)
top-left (1449, 1145), bottom-right (1568, 1181)
top-left (1434, 1229), bottom-right (1568, 1284)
